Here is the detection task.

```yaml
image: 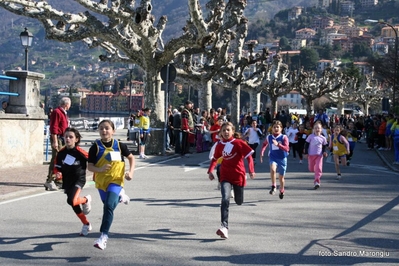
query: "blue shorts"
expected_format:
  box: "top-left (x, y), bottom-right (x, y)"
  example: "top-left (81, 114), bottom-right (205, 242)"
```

top-left (140, 132), bottom-right (150, 146)
top-left (269, 157), bottom-right (287, 176)
top-left (98, 183), bottom-right (122, 202)
top-left (385, 128), bottom-right (392, 137)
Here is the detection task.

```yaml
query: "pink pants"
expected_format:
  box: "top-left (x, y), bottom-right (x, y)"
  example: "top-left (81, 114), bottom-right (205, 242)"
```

top-left (308, 155), bottom-right (323, 184)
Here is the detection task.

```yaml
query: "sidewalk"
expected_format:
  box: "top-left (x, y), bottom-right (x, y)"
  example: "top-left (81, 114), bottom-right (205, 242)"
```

top-left (0, 130), bottom-right (179, 201)
top-left (375, 146), bottom-right (399, 172)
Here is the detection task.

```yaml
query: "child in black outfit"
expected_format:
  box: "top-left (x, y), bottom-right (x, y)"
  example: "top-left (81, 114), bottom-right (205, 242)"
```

top-left (54, 127), bottom-right (92, 236)
top-left (295, 124), bottom-right (308, 164)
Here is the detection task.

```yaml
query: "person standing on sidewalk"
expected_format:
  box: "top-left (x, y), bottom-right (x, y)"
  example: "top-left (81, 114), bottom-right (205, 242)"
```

top-left (0, 100), bottom-right (7, 113)
top-left (173, 107), bottom-right (182, 154)
top-left (88, 119), bottom-right (135, 250)
top-left (390, 117), bottom-right (399, 164)
top-left (54, 127), bottom-right (92, 236)
top-left (385, 114), bottom-right (395, 151)
top-left (44, 97), bottom-right (71, 191)
top-left (207, 122), bottom-right (255, 239)
top-left (181, 100), bottom-right (194, 157)
top-left (138, 108), bottom-right (151, 159)
top-left (303, 121), bottom-right (328, 189)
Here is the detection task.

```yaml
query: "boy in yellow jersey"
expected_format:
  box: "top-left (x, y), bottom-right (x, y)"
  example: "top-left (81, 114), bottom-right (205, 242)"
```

top-left (138, 108), bottom-right (151, 159)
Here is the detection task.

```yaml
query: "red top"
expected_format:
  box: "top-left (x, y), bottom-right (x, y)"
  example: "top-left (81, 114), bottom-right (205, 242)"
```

top-left (209, 124), bottom-right (221, 142)
top-left (50, 106), bottom-right (69, 135)
top-left (378, 121), bottom-right (386, 135)
top-left (208, 138), bottom-right (254, 186)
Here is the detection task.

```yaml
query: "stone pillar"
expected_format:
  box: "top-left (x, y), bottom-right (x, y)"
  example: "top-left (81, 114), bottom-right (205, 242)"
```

top-left (5, 70), bottom-right (45, 117)
top-left (0, 70), bottom-right (46, 169)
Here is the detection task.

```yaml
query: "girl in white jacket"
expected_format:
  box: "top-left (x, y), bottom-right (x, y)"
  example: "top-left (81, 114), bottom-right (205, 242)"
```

top-left (286, 122), bottom-right (299, 159)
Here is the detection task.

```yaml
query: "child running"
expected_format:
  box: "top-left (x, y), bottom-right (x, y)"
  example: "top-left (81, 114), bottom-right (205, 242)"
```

top-left (303, 121), bottom-right (328, 189)
top-left (329, 124), bottom-right (350, 180)
top-left (295, 124), bottom-right (308, 164)
top-left (345, 121), bottom-right (358, 166)
top-left (243, 120), bottom-right (263, 164)
top-left (88, 119), bottom-right (135, 250)
top-left (260, 120), bottom-right (290, 199)
top-left (54, 127), bottom-right (91, 236)
top-left (207, 122), bottom-right (255, 239)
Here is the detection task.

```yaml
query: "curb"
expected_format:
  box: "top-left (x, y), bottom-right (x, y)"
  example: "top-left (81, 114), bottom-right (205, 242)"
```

top-left (375, 149), bottom-right (399, 172)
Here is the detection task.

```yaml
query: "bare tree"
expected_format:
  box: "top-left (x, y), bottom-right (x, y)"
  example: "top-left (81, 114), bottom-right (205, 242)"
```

top-left (355, 74), bottom-right (386, 115)
top-left (292, 67), bottom-right (348, 116)
top-left (0, 0), bottom-right (248, 152)
top-left (325, 73), bottom-right (358, 115)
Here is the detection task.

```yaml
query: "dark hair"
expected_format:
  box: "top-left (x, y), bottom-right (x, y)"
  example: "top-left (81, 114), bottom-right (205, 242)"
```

top-left (98, 119), bottom-right (115, 130)
top-left (64, 127), bottom-right (82, 145)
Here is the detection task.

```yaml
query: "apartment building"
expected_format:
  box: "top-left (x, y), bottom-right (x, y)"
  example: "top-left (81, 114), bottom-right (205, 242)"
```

top-left (295, 28), bottom-right (317, 39)
top-left (312, 16), bottom-right (334, 29)
top-left (360, 0), bottom-right (378, 8)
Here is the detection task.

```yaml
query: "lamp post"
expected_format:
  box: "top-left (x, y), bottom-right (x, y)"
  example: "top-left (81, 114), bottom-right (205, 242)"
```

top-left (128, 63), bottom-right (135, 115)
top-left (20, 28), bottom-right (33, 71)
top-left (365, 19), bottom-right (398, 112)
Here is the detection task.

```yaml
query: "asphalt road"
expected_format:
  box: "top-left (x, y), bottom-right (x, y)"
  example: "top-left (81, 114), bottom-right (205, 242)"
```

top-left (1, 135), bottom-right (398, 266)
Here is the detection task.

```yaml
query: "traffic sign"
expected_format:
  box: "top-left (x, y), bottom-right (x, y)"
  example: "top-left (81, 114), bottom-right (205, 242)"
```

top-left (160, 64), bottom-right (176, 83)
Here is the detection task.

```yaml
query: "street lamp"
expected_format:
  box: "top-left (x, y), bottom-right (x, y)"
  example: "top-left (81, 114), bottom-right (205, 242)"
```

top-left (128, 63), bottom-right (135, 114)
top-left (20, 27), bottom-right (33, 71)
top-left (365, 19), bottom-right (398, 112)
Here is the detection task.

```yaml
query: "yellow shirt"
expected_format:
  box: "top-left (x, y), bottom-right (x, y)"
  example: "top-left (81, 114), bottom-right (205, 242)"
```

top-left (139, 115), bottom-right (150, 130)
top-left (93, 139), bottom-right (125, 191)
top-left (332, 134), bottom-right (348, 156)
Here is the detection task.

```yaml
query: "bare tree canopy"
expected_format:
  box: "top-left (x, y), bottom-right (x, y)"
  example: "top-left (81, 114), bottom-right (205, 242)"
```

top-left (0, 0), bottom-right (247, 115)
top-left (0, 0), bottom-right (250, 153)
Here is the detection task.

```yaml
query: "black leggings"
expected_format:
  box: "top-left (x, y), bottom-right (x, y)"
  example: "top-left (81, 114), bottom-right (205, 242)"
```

top-left (249, 143), bottom-right (259, 159)
top-left (289, 142), bottom-right (298, 158)
top-left (65, 186), bottom-right (83, 214)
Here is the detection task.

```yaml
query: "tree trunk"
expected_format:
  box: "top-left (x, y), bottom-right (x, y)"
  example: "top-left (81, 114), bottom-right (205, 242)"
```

top-left (305, 98), bottom-right (313, 116)
top-left (337, 101), bottom-right (345, 115)
top-left (248, 89), bottom-right (261, 115)
top-left (144, 69), bottom-right (165, 155)
top-left (230, 84), bottom-right (241, 127)
top-left (198, 80), bottom-right (212, 113)
top-left (364, 102), bottom-right (370, 116)
top-left (271, 96), bottom-right (278, 118)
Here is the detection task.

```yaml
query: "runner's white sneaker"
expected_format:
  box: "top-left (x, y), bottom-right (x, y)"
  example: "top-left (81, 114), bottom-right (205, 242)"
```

top-left (80, 223), bottom-right (92, 236)
top-left (216, 227), bottom-right (228, 239)
top-left (94, 233), bottom-right (108, 250)
top-left (44, 181), bottom-right (58, 191)
top-left (82, 195), bottom-right (92, 215)
top-left (119, 189), bottom-right (130, 205)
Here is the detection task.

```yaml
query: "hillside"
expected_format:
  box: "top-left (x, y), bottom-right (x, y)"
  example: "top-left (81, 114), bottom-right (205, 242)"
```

top-left (0, 0), bottom-right (316, 93)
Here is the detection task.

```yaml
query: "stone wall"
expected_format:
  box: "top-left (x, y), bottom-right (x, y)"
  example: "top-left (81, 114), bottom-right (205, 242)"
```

top-left (0, 114), bottom-right (45, 168)
top-left (0, 71), bottom-right (46, 169)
